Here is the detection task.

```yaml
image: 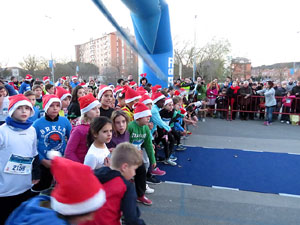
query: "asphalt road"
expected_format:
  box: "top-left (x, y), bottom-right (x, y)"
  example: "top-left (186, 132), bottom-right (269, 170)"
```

top-left (139, 118), bottom-right (300, 225)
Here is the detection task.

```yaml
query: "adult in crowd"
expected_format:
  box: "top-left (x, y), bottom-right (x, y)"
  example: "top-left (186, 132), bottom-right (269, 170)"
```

top-left (239, 81), bottom-right (252, 120)
top-left (227, 81), bottom-right (240, 120)
top-left (291, 80), bottom-right (300, 113)
top-left (286, 78), bottom-right (296, 92)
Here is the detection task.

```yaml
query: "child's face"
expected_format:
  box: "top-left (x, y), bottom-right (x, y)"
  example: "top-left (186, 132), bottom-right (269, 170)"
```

top-left (26, 95), bottom-right (36, 106)
top-left (12, 105), bottom-right (32, 122)
top-left (146, 103), bottom-right (152, 110)
top-left (117, 97), bottom-right (126, 107)
top-left (164, 102), bottom-right (173, 111)
top-left (77, 88), bottom-right (85, 98)
top-left (101, 91), bottom-right (113, 107)
top-left (34, 88), bottom-right (42, 98)
top-left (121, 164), bottom-right (138, 180)
top-left (86, 106), bottom-right (100, 120)
top-left (114, 115), bottom-right (127, 134)
top-left (137, 116), bottom-right (150, 126)
top-left (94, 123), bottom-right (112, 144)
top-left (88, 88), bottom-right (93, 94)
top-left (61, 97), bottom-right (71, 108)
top-left (174, 103), bottom-right (181, 111)
top-left (47, 102), bottom-right (61, 118)
top-left (48, 87), bottom-right (55, 94)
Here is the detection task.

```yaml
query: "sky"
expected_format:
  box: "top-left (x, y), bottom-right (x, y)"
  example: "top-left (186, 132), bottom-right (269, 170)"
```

top-left (1, 0), bottom-right (300, 67)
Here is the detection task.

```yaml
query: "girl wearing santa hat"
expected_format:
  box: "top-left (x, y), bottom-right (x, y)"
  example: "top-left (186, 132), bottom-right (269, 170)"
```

top-left (65, 93), bottom-right (101, 164)
top-left (67, 85), bottom-right (85, 125)
top-left (97, 85), bottom-right (114, 119)
top-left (0, 94), bottom-right (39, 224)
top-left (84, 117), bottom-right (112, 170)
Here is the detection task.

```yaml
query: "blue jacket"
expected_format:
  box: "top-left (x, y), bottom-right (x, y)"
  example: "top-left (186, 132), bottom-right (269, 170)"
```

top-left (70, 81), bottom-right (80, 88)
top-left (4, 83), bottom-right (17, 96)
top-left (28, 107), bottom-right (41, 122)
top-left (5, 195), bottom-right (70, 225)
top-left (19, 82), bottom-right (31, 94)
top-left (150, 104), bottom-right (171, 135)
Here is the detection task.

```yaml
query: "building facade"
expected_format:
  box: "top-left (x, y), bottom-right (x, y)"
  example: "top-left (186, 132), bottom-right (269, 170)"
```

top-left (75, 29), bottom-right (138, 79)
top-left (231, 57), bottom-right (252, 80)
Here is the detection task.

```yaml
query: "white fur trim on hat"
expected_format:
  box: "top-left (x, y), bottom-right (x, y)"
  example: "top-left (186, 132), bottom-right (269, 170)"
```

top-left (134, 109), bottom-right (152, 120)
top-left (8, 100), bottom-right (34, 117)
top-left (47, 150), bottom-right (62, 160)
top-left (125, 95), bottom-right (141, 104)
top-left (142, 99), bottom-right (153, 105)
top-left (164, 98), bottom-right (172, 106)
top-left (44, 98), bottom-right (62, 113)
top-left (51, 188), bottom-right (106, 216)
top-left (81, 100), bottom-right (101, 114)
top-left (60, 93), bottom-right (72, 101)
top-left (97, 87), bottom-right (113, 100)
top-left (152, 95), bottom-right (165, 104)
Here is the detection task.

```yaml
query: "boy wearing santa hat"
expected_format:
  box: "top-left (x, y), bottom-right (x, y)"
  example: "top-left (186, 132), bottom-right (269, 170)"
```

top-left (121, 86), bottom-right (141, 121)
top-left (19, 74), bottom-right (32, 94)
top-left (55, 86), bottom-right (72, 117)
top-left (6, 156), bottom-right (106, 225)
top-left (32, 95), bottom-right (72, 192)
top-left (70, 76), bottom-right (80, 88)
top-left (0, 94), bottom-right (39, 224)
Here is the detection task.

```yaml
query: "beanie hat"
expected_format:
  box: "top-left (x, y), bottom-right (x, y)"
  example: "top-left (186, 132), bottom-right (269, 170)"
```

top-left (97, 85), bottom-right (113, 100)
top-left (72, 76), bottom-right (78, 81)
top-left (164, 97), bottom-right (172, 106)
top-left (55, 86), bottom-right (71, 101)
top-left (43, 95), bottom-right (62, 113)
top-left (151, 92), bottom-right (165, 104)
top-left (151, 85), bottom-right (162, 94)
top-left (79, 93), bottom-right (101, 114)
top-left (43, 76), bottom-right (50, 83)
top-left (122, 85), bottom-right (141, 104)
top-left (25, 74), bottom-right (32, 81)
top-left (8, 94), bottom-right (34, 117)
top-left (50, 156), bottom-right (106, 216)
top-left (133, 102), bottom-right (152, 120)
top-left (139, 94), bottom-right (152, 105)
top-left (136, 86), bottom-right (147, 96)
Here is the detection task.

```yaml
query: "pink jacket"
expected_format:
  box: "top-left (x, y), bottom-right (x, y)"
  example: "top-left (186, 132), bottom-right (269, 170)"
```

top-left (64, 124), bottom-right (90, 163)
top-left (282, 95), bottom-right (295, 108)
top-left (206, 88), bottom-right (218, 99)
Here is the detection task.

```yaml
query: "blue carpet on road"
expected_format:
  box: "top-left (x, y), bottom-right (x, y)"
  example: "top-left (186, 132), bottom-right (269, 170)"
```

top-left (158, 147), bottom-right (300, 195)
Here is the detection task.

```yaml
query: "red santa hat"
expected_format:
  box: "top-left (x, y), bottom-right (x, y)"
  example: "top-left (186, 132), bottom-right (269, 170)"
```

top-left (61, 76), bottom-right (67, 81)
top-left (129, 81), bottom-right (137, 88)
top-left (114, 86), bottom-right (123, 97)
top-left (180, 107), bottom-right (187, 116)
top-left (151, 85), bottom-right (162, 94)
top-left (133, 102), bottom-right (152, 120)
top-left (50, 156), bottom-right (106, 216)
top-left (25, 74), bottom-right (32, 81)
top-left (97, 85), bottom-right (113, 100)
top-left (72, 76), bottom-right (78, 81)
top-left (78, 93), bottom-right (101, 114)
top-left (8, 94), bottom-right (34, 117)
top-left (164, 97), bottom-right (173, 106)
top-left (55, 86), bottom-right (71, 101)
top-left (174, 90), bottom-right (180, 96)
top-left (43, 94), bottom-right (62, 113)
top-left (151, 92), bottom-right (165, 104)
top-left (136, 86), bottom-right (147, 96)
top-left (139, 94), bottom-right (152, 105)
top-left (122, 85), bottom-right (141, 104)
top-left (43, 76), bottom-right (50, 83)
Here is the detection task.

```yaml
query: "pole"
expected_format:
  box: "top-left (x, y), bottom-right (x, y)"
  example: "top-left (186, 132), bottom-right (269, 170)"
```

top-left (192, 15), bottom-right (197, 82)
top-left (51, 54), bottom-right (55, 83)
top-left (179, 62), bottom-right (182, 79)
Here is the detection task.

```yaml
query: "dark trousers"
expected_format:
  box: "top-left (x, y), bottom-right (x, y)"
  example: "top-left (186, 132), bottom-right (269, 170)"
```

top-left (135, 164), bottom-right (146, 197)
top-left (171, 129), bottom-right (181, 146)
top-left (0, 189), bottom-right (32, 224)
top-left (155, 129), bottom-right (175, 159)
top-left (31, 164), bottom-right (53, 192)
top-left (281, 106), bottom-right (291, 121)
top-left (240, 104), bottom-right (250, 119)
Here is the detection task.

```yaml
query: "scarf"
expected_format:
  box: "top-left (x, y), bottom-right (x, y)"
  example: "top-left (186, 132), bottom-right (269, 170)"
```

top-left (5, 116), bottom-right (33, 131)
top-left (230, 85), bottom-right (240, 94)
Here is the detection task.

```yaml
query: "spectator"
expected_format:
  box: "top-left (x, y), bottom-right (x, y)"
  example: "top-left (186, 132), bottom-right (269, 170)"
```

top-left (281, 91), bottom-right (295, 124)
top-left (239, 81), bottom-right (252, 120)
top-left (206, 81), bottom-right (219, 117)
top-left (291, 80), bottom-right (300, 113)
top-left (227, 81), bottom-right (240, 120)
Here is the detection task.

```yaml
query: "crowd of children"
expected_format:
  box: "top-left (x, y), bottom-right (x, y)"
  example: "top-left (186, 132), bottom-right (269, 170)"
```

top-left (0, 74), bottom-right (197, 224)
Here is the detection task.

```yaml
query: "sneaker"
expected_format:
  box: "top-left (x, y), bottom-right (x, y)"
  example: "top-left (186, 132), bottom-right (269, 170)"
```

top-left (137, 195), bottom-right (152, 206)
top-left (202, 118), bottom-right (206, 122)
top-left (169, 154), bottom-right (177, 161)
top-left (281, 120), bottom-right (284, 123)
top-left (151, 167), bottom-right (166, 176)
top-left (164, 159), bottom-right (177, 166)
top-left (145, 184), bottom-right (155, 194)
top-left (186, 131), bottom-right (192, 135)
top-left (263, 121), bottom-right (268, 126)
top-left (286, 121), bottom-right (290, 124)
top-left (146, 175), bottom-right (162, 184)
top-left (175, 146), bottom-right (186, 151)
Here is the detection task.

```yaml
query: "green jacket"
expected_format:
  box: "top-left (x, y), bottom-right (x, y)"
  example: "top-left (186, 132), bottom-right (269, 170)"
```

top-left (196, 84), bottom-right (207, 101)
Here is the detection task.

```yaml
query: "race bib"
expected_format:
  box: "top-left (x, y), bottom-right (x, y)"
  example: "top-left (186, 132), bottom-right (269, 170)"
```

top-left (4, 154), bottom-right (33, 175)
top-left (286, 99), bottom-right (291, 104)
top-left (132, 140), bottom-right (144, 151)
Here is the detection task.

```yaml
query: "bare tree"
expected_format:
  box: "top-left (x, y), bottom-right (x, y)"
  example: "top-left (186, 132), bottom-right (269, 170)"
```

top-left (19, 55), bottom-right (40, 77)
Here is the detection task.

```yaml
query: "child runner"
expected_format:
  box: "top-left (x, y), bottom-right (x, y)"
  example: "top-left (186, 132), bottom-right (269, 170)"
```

top-left (0, 94), bottom-right (39, 224)
top-left (98, 85), bottom-right (114, 119)
top-left (19, 74), bottom-right (32, 94)
top-left (84, 116), bottom-right (112, 170)
top-left (68, 85), bottom-right (85, 124)
top-left (24, 90), bottom-right (41, 122)
top-left (122, 85), bottom-right (141, 121)
top-left (6, 156), bottom-right (106, 225)
top-left (45, 83), bottom-right (55, 95)
top-left (128, 102), bottom-right (157, 205)
top-left (0, 86), bottom-right (9, 125)
top-left (55, 86), bottom-right (72, 117)
top-left (32, 95), bottom-right (72, 192)
top-left (81, 142), bottom-right (146, 225)
top-left (32, 85), bottom-right (43, 111)
top-left (65, 93), bottom-right (101, 163)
